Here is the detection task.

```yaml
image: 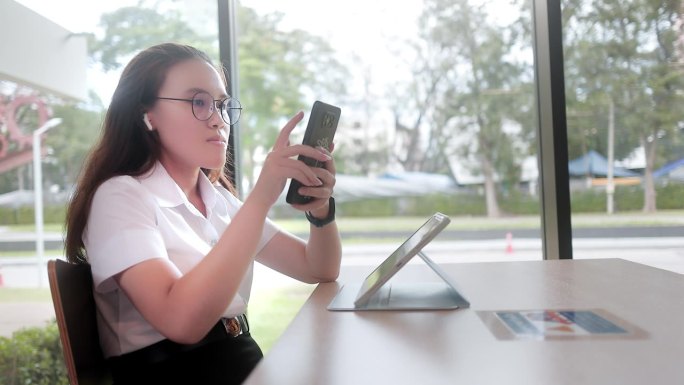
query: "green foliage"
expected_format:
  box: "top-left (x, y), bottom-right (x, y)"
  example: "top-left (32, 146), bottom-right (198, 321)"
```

top-left (0, 321), bottom-right (69, 385)
top-left (336, 183), bottom-right (684, 217)
top-left (570, 189), bottom-right (607, 213)
top-left (562, 0), bottom-right (684, 211)
top-left (394, 0), bottom-right (535, 217)
top-left (2, 184), bottom-right (682, 225)
top-left (499, 190), bottom-right (541, 215)
top-left (44, 102), bottom-right (105, 190)
top-left (569, 184), bottom-right (684, 212)
top-left (90, 7), bottom-right (207, 71)
top-left (337, 193), bottom-right (486, 217)
top-left (235, 6), bottom-right (349, 189)
top-left (654, 184), bottom-right (684, 210)
top-left (613, 186), bottom-right (645, 211)
top-left (403, 194), bottom-right (488, 217)
top-left (84, 3), bottom-right (349, 192)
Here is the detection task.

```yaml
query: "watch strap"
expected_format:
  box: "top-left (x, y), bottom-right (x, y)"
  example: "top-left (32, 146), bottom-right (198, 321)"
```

top-left (305, 197), bottom-right (336, 228)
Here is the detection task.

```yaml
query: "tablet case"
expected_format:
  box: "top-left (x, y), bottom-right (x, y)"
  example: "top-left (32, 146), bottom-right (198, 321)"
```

top-left (327, 251), bottom-right (470, 311)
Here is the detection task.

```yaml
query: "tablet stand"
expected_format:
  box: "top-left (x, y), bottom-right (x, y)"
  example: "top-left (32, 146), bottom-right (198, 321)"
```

top-left (327, 251), bottom-right (470, 311)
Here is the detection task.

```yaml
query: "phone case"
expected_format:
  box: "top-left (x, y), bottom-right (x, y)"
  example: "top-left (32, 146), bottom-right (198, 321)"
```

top-left (286, 100), bottom-right (341, 205)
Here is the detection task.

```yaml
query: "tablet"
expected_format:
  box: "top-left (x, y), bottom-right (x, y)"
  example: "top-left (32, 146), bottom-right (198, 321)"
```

top-left (353, 212), bottom-right (451, 307)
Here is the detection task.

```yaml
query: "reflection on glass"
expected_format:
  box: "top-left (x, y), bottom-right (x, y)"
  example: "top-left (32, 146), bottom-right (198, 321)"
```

top-left (562, 0), bottom-right (684, 273)
top-left (240, 0), bottom-right (543, 266)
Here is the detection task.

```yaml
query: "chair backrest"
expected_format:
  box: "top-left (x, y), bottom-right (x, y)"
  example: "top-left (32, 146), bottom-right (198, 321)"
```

top-left (48, 259), bottom-right (112, 385)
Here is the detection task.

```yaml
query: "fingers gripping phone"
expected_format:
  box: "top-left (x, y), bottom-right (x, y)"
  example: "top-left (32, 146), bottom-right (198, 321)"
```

top-left (286, 100), bottom-right (341, 205)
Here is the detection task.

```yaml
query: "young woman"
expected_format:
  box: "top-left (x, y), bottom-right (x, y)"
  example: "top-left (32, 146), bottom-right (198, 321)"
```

top-left (65, 42), bottom-right (342, 384)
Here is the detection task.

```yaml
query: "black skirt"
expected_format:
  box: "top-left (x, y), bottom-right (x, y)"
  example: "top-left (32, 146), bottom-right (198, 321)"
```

top-left (108, 321), bottom-right (263, 385)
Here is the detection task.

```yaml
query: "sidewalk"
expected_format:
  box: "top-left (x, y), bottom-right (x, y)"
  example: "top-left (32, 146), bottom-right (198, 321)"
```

top-left (0, 302), bottom-right (55, 337)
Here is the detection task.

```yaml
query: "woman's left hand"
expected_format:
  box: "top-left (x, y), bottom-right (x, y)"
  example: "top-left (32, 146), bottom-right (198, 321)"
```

top-left (291, 143), bottom-right (336, 216)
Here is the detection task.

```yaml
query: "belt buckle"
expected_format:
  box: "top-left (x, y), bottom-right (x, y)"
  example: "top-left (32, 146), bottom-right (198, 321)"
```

top-left (222, 317), bottom-right (243, 337)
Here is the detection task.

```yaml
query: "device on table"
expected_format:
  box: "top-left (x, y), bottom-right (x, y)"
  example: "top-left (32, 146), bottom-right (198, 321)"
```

top-left (285, 100), bottom-right (341, 205)
top-left (327, 212), bottom-right (470, 311)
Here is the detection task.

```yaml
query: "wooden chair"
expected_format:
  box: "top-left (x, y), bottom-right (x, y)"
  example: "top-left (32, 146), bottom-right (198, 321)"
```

top-left (48, 259), bottom-right (112, 385)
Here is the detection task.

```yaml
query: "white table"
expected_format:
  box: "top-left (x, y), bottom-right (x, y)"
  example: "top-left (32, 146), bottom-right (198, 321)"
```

top-left (244, 259), bottom-right (684, 385)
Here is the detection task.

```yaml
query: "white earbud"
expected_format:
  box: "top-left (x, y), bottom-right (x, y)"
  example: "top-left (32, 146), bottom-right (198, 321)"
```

top-left (143, 113), bottom-right (153, 131)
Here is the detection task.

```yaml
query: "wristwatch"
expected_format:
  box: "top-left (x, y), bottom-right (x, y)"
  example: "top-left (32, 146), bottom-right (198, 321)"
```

top-left (305, 197), bottom-right (336, 228)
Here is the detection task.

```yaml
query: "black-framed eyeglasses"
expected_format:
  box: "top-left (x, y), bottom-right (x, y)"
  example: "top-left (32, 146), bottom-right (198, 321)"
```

top-left (156, 91), bottom-right (242, 126)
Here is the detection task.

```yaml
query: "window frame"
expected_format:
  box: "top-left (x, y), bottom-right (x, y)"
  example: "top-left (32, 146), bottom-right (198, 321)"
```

top-left (217, 0), bottom-right (574, 260)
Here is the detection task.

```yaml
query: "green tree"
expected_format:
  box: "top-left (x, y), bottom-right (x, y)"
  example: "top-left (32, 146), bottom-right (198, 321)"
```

top-left (394, 0), bottom-right (534, 217)
top-left (87, 3), bottom-right (348, 194)
top-left (44, 94), bottom-right (105, 191)
top-left (235, 7), bottom-right (348, 191)
top-left (90, 6), bottom-right (208, 71)
top-left (3, 3), bottom-right (350, 203)
top-left (563, 0), bottom-right (684, 212)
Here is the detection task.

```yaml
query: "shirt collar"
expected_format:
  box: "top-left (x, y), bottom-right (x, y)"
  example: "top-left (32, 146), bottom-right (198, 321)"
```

top-left (138, 162), bottom-right (224, 216)
top-left (198, 170), bottom-right (220, 215)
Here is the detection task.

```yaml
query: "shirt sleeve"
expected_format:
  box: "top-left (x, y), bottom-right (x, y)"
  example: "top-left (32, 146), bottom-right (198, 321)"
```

top-left (217, 187), bottom-right (282, 252)
top-left (84, 176), bottom-right (169, 293)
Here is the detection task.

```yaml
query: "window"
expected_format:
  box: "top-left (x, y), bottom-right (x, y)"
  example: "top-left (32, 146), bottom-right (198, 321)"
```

top-left (235, 0), bottom-right (546, 266)
top-left (562, 0), bottom-right (684, 273)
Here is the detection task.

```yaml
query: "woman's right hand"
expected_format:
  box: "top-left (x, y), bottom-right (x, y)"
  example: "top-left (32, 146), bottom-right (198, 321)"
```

top-left (249, 111), bottom-right (332, 208)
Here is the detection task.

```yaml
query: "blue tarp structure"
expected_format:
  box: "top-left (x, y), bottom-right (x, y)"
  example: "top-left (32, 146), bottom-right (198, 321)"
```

top-left (653, 158), bottom-right (684, 181)
top-left (568, 150), bottom-right (638, 177)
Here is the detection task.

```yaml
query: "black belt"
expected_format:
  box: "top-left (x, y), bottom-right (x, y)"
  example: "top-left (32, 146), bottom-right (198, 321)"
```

top-left (109, 314), bottom-right (250, 368)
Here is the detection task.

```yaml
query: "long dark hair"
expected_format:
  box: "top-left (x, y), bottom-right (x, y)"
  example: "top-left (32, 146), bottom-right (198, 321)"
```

top-left (65, 43), bottom-right (235, 263)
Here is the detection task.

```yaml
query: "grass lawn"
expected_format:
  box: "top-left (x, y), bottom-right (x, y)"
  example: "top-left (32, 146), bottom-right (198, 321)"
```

top-left (0, 287), bottom-right (52, 302)
top-left (248, 283), bottom-right (315, 353)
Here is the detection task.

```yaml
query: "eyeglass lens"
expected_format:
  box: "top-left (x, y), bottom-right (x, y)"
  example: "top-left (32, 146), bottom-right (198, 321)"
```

top-left (191, 92), bottom-right (241, 125)
top-left (221, 98), bottom-right (241, 126)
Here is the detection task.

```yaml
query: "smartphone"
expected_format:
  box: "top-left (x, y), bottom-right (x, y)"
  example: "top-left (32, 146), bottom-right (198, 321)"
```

top-left (285, 100), bottom-right (341, 205)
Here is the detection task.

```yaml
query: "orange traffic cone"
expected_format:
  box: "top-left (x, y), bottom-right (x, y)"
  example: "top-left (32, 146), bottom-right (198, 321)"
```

top-left (505, 232), bottom-right (514, 254)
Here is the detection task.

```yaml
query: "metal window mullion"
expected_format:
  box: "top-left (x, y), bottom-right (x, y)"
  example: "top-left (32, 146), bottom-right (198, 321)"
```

top-left (532, 0), bottom-right (573, 260)
top-left (218, 0), bottom-right (242, 197)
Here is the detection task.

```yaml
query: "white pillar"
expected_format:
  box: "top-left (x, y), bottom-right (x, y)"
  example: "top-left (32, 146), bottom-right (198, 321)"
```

top-left (606, 99), bottom-right (615, 214)
top-left (33, 118), bottom-right (62, 287)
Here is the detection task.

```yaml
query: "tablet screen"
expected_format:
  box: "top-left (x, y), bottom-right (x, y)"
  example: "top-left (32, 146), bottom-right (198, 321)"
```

top-left (354, 213), bottom-right (451, 305)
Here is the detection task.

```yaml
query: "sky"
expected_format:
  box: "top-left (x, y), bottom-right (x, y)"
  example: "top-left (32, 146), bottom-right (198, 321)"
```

top-left (15, 0), bottom-right (137, 32)
top-left (14, 0), bottom-right (139, 103)
top-left (13, 0), bottom-right (422, 107)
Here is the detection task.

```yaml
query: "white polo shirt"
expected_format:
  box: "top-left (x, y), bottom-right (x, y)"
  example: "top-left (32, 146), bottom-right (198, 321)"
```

top-left (84, 162), bottom-right (280, 358)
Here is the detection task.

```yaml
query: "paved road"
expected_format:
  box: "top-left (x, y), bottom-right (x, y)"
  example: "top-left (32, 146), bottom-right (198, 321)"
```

top-left (2, 226), bottom-right (683, 251)
top-left (2, 236), bottom-right (682, 288)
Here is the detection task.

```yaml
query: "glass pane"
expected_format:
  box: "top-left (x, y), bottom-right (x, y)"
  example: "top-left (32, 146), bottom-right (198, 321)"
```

top-left (0, 0), bottom-right (219, 329)
top-left (562, 0), bottom-right (684, 273)
top-left (238, 0), bottom-right (543, 269)
top-left (1, 0), bottom-right (221, 274)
